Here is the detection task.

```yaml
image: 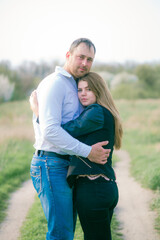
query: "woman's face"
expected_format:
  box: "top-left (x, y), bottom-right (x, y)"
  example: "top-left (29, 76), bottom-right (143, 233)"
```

top-left (78, 80), bottom-right (96, 106)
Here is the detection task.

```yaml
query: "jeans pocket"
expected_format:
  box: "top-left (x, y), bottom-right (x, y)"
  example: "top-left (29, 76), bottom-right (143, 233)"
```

top-left (30, 165), bottom-right (42, 195)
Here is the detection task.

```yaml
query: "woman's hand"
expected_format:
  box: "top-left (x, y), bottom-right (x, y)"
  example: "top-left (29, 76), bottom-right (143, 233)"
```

top-left (29, 90), bottom-right (39, 117)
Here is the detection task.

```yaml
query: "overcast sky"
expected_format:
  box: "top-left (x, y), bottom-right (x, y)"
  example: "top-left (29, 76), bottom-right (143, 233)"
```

top-left (0, 0), bottom-right (160, 66)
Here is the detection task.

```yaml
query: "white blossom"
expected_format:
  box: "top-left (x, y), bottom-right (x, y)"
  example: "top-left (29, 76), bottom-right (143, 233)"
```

top-left (0, 74), bottom-right (15, 101)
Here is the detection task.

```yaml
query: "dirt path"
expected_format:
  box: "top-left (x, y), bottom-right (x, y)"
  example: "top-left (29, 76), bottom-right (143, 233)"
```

top-left (114, 150), bottom-right (159, 240)
top-left (0, 179), bottom-right (36, 240)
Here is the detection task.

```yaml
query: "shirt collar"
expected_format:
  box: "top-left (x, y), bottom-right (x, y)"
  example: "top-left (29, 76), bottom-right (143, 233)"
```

top-left (55, 66), bottom-right (73, 78)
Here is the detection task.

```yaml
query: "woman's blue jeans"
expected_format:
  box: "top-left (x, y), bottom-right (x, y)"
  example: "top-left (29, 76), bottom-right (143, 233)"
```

top-left (30, 154), bottom-right (74, 240)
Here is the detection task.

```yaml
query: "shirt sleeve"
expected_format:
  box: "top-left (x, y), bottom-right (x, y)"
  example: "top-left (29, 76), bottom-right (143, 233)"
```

top-left (62, 104), bottom-right (104, 138)
top-left (38, 77), bottom-right (91, 157)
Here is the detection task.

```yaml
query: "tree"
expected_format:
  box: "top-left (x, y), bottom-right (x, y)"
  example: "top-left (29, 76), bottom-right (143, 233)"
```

top-left (135, 64), bottom-right (157, 88)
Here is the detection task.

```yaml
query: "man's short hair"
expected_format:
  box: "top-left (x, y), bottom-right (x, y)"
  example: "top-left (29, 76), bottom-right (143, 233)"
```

top-left (69, 38), bottom-right (96, 54)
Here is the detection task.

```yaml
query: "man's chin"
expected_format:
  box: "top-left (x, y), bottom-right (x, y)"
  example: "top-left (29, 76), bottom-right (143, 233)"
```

top-left (76, 71), bottom-right (88, 78)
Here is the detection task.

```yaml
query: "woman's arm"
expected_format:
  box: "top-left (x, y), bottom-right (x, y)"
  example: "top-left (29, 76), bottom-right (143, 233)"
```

top-left (29, 92), bottom-right (104, 139)
top-left (29, 90), bottom-right (39, 117)
top-left (62, 104), bottom-right (104, 138)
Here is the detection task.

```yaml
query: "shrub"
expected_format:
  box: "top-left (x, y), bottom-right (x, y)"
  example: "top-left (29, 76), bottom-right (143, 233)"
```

top-left (0, 75), bottom-right (14, 102)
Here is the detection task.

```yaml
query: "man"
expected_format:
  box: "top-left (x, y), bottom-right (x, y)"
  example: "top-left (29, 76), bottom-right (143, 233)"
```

top-left (30, 38), bottom-right (110, 240)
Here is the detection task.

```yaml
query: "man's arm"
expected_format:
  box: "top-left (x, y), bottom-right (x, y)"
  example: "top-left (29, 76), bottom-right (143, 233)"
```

top-left (31, 84), bottom-right (110, 164)
top-left (62, 104), bottom-right (104, 137)
top-left (38, 77), bottom-right (92, 157)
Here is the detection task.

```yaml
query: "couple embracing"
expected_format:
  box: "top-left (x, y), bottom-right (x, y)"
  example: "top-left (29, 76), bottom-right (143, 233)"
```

top-left (29, 38), bottom-right (123, 240)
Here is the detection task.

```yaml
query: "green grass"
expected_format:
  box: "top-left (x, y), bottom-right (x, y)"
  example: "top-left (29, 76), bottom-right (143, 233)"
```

top-left (19, 196), bottom-right (47, 240)
top-left (0, 100), bottom-right (32, 122)
top-left (0, 138), bottom-right (33, 223)
top-left (0, 100), bottom-right (34, 223)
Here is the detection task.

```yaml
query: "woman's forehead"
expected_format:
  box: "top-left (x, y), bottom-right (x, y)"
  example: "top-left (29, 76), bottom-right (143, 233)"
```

top-left (78, 80), bottom-right (88, 87)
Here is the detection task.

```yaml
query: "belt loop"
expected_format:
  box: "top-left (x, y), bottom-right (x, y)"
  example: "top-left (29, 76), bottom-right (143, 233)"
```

top-left (40, 150), bottom-right (44, 157)
top-left (35, 149), bottom-right (38, 156)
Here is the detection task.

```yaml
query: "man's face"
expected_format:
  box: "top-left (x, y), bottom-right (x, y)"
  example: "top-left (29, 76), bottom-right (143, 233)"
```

top-left (66, 43), bottom-right (95, 78)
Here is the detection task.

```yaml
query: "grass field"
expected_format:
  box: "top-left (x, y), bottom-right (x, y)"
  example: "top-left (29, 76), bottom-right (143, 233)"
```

top-left (0, 99), bottom-right (159, 238)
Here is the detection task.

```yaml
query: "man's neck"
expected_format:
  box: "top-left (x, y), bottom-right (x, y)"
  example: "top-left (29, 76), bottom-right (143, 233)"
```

top-left (63, 64), bottom-right (77, 80)
top-left (63, 63), bottom-right (69, 74)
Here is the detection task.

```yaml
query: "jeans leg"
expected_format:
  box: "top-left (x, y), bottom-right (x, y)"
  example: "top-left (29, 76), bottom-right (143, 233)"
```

top-left (73, 185), bottom-right (78, 232)
top-left (30, 155), bottom-right (74, 240)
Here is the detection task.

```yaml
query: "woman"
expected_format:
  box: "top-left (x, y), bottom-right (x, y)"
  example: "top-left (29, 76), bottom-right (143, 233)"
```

top-left (30, 72), bottom-right (123, 240)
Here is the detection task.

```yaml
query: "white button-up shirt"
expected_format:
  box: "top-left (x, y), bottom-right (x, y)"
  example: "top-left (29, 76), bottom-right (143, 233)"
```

top-left (33, 66), bottom-right (91, 157)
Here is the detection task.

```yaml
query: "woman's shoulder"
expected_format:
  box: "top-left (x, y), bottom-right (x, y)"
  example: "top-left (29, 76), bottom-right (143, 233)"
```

top-left (84, 103), bottom-right (103, 111)
top-left (83, 104), bottom-right (104, 116)
top-left (86, 104), bottom-right (112, 116)
top-left (83, 104), bottom-right (114, 123)
top-left (81, 104), bottom-right (104, 124)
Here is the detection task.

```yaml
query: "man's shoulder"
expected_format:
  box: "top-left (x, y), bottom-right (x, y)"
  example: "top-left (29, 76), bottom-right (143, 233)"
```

top-left (38, 71), bottom-right (65, 88)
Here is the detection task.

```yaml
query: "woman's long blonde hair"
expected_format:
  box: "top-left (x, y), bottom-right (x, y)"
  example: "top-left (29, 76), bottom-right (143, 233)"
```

top-left (79, 72), bottom-right (123, 149)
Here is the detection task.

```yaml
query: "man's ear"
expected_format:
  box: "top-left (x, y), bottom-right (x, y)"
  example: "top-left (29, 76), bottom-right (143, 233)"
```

top-left (66, 51), bottom-right (70, 59)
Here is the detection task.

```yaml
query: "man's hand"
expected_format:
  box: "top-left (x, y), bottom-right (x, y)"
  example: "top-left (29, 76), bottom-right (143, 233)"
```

top-left (88, 141), bottom-right (111, 165)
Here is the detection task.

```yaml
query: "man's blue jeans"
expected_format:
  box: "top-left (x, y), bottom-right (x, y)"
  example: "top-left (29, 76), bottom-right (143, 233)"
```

top-left (30, 154), bottom-right (74, 240)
